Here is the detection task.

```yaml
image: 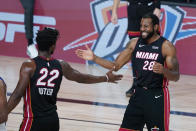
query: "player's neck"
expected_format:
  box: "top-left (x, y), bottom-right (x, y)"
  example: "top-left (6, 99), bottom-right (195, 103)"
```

top-left (38, 51), bottom-right (51, 59)
top-left (146, 34), bottom-right (160, 44)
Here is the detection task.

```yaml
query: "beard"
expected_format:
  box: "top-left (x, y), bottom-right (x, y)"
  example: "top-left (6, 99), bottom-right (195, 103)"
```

top-left (141, 29), bottom-right (154, 41)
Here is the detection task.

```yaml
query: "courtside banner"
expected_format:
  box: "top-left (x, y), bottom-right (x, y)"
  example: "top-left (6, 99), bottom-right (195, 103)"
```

top-left (0, 0), bottom-right (196, 75)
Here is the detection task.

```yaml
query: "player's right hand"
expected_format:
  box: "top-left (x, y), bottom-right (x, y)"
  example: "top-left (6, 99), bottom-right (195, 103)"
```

top-left (106, 70), bottom-right (123, 83)
top-left (75, 45), bottom-right (94, 61)
top-left (111, 13), bottom-right (118, 25)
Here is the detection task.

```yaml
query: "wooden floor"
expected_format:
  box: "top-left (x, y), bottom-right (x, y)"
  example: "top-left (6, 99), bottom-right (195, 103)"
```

top-left (1, 55), bottom-right (196, 131)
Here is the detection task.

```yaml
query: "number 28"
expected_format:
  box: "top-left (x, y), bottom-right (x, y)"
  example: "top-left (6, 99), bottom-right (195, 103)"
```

top-left (143, 61), bottom-right (155, 71)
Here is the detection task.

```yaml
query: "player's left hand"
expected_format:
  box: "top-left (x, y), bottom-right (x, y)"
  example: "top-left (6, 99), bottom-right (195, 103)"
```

top-left (153, 8), bottom-right (161, 18)
top-left (153, 61), bottom-right (164, 74)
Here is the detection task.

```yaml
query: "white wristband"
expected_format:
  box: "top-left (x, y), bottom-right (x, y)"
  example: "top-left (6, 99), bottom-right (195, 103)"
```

top-left (105, 74), bottom-right (109, 82)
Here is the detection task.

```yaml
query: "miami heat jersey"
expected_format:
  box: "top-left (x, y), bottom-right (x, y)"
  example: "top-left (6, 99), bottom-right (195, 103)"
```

top-left (23, 56), bottom-right (63, 118)
top-left (132, 36), bottom-right (166, 89)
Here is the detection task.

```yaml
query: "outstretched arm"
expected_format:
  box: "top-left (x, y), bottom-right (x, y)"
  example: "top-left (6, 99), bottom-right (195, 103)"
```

top-left (75, 38), bottom-right (138, 71)
top-left (76, 44), bottom-right (116, 70)
top-left (60, 60), bottom-right (122, 84)
top-left (7, 61), bottom-right (35, 114)
top-left (0, 79), bottom-right (7, 123)
top-left (153, 40), bottom-right (180, 81)
top-left (111, 0), bottom-right (120, 24)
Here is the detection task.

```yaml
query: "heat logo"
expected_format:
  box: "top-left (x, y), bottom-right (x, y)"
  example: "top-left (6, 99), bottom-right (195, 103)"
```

top-left (64, 0), bottom-right (196, 64)
top-left (0, 12), bottom-right (56, 43)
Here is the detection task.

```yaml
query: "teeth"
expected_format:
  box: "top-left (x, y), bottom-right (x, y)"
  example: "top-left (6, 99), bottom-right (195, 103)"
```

top-left (142, 32), bottom-right (147, 36)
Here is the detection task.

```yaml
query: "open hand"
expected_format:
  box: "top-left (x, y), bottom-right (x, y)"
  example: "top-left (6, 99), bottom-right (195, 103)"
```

top-left (111, 12), bottom-right (118, 25)
top-left (75, 45), bottom-right (94, 61)
top-left (106, 70), bottom-right (123, 83)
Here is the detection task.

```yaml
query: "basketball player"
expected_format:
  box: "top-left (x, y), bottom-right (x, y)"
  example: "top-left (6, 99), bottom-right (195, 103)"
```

top-left (111, 0), bottom-right (161, 97)
top-left (76, 14), bottom-right (180, 131)
top-left (0, 77), bottom-right (7, 131)
top-left (7, 28), bottom-right (122, 131)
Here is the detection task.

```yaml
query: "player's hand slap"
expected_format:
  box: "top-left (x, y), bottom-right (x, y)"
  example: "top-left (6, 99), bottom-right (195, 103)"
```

top-left (106, 70), bottom-right (123, 84)
top-left (75, 45), bottom-right (94, 61)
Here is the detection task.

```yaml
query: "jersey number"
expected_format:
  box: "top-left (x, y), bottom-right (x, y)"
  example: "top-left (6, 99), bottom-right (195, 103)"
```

top-left (143, 61), bottom-right (155, 71)
top-left (36, 68), bottom-right (59, 87)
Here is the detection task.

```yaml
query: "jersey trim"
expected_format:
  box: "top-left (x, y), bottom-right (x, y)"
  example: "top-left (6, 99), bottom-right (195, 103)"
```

top-left (20, 84), bottom-right (33, 131)
top-left (162, 62), bottom-right (170, 131)
top-left (128, 31), bottom-right (140, 37)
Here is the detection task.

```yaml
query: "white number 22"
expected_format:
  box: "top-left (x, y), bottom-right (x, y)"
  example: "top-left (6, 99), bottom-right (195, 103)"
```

top-left (36, 68), bottom-right (59, 87)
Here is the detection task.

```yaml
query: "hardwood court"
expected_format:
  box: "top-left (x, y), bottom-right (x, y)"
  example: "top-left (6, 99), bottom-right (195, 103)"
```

top-left (0, 55), bottom-right (196, 131)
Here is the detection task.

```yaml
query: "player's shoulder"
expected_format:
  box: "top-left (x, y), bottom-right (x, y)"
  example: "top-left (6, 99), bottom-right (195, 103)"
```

top-left (20, 59), bottom-right (36, 71)
top-left (22, 59), bottom-right (35, 66)
top-left (162, 39), bottom-right (175, 50)
top-left (57, 59), bottom-right (70, 67)
top-left (126, 37), bottom-right (139, 49)
top-left (57, 59), bottom-right (66, 64)
top-left (130, 37), bottom-right (139, 43)
top-left (162, 39), bottom-right (176, 57)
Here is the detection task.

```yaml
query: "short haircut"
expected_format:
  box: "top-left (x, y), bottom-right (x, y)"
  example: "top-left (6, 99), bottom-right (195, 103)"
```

top-left (36, 27), bottom-right (59, 51)
top-left (142, 13), bottom-right (159, 26)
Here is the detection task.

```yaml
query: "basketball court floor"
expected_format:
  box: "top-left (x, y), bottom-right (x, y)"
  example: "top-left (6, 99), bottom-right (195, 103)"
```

top-left (0, 55), bottom-right (196, 131)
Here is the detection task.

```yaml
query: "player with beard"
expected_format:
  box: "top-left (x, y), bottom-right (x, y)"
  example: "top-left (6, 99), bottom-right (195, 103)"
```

top-left (111, 0), bottom-right (161, 97)
top-left (76, 13), bottom-right (180, 131)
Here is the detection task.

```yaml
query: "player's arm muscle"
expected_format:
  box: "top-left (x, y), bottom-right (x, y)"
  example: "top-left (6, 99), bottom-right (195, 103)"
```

top-left (8, 61), bottom-right (35, 113)
top-left (162, 41), bottom-right (180, 81)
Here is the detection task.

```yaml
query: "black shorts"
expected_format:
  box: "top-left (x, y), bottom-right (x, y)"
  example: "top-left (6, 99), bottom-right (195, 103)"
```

top-left (119, 87), bottom-right (170, 131)
top-left (19, 112), bottom-right (59, 131)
